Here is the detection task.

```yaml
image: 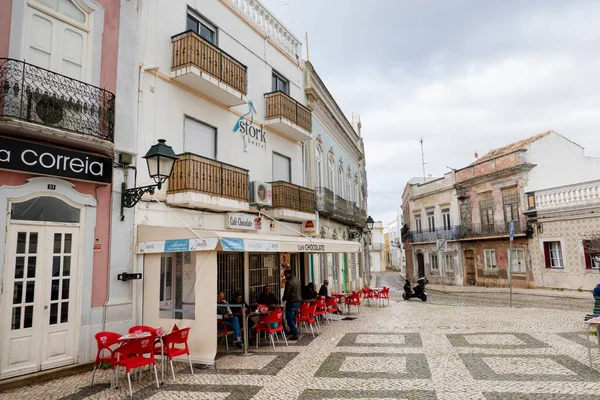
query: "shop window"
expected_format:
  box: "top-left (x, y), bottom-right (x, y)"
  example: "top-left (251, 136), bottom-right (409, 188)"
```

top-left (249, 253), bottom-right (279, 305)
top-left (11, 197), bottom-right (80, 223)
top-left (543, 241), bottom-right (563, 268)
top-left (159, 252), bottom-right (195, 320)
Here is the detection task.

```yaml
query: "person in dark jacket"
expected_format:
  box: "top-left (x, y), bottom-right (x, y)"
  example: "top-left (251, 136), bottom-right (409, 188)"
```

top-left (231, 291), bottom-right (254, 332)
top-left (282, 269), bottom-right (301, 340)
top-left (302, 282), bottom-right (318, 300)
top-left (318, 280), bottom-right (330, 298)
top-left (257, 285), bottom-right (278, 306)
top-left (594, 283), bottom-right (600, 300)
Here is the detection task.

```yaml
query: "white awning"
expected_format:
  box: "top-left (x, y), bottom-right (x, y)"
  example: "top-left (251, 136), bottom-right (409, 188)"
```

top-left (216, 231), bottom-right (361, 253)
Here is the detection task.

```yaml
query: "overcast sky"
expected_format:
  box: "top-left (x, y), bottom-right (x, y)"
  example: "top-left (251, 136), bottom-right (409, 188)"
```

top-left (262, 0), bottom-right (600, 226)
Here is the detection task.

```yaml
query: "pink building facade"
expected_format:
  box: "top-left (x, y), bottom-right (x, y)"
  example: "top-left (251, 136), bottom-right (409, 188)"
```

top-left (0, 0), bottom-right (121, 379)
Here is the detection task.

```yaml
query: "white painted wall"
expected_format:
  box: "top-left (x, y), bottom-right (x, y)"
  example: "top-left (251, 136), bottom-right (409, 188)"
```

top-left (525, 132), bottom-right (600, 192)
top-left (135, 0), bottom-right (305, 190)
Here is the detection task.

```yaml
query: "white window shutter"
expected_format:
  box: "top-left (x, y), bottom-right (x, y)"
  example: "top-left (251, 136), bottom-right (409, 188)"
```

top-left (272, 153), bottom-right (291, 182)
top-left (184, 117), bottom-right (216, 159)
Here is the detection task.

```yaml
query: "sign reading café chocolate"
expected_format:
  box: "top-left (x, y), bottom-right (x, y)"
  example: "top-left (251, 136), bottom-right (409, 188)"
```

top-left (0, 137), bottom-right (112, 183)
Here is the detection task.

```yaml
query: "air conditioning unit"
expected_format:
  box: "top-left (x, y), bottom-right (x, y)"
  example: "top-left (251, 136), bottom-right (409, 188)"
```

top-left (249, 181), bottom-right (272, 206)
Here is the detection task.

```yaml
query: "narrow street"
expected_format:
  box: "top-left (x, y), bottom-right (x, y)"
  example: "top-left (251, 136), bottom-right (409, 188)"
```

top-left (1, 275), bottom-right (598, 400)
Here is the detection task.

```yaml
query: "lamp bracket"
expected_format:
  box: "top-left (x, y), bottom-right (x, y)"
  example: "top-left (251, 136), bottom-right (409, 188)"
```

top-left (121, 182), bottom-right (158, 221)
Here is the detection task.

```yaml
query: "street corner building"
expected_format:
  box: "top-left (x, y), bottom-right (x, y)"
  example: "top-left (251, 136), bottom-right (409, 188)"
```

top-left (402, 130), bottom-right (600, 290)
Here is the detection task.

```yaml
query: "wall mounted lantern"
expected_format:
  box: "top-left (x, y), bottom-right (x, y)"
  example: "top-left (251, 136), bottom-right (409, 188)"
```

top-left (121, 139), bottom-right (177, 220)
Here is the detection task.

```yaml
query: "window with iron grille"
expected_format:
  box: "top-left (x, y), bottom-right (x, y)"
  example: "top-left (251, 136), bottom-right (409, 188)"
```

top-left (217, 252), bottom-right (245, 304)
top-left (479, 198), bottom-right (494, 227)
top-left (248, 253), bottom-right (280, 304)
top-left (503, 193), bottom-right (519, 224)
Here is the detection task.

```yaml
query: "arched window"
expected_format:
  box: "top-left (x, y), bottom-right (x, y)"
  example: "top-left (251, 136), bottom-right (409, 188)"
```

top-left (337, 164), bottom-right (344, 196)
top-left (346, 170), bottom-right (352, 201)
top-left (327, 156), bottom-right (335, 190)
top-left (11, 196), bottom-right (80, 223)
top-left (315, 147), bottom-right (323, 188)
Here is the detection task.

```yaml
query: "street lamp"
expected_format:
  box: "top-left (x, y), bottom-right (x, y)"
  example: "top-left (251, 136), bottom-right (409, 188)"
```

top-left (366, 215), bottom-right (375, 232)
top-left (121, 139), bottom-right (177, 220)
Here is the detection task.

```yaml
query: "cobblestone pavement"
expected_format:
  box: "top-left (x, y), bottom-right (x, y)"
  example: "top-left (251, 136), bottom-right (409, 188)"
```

top-left (377, 272), bottom-right (593, 312)
top-left (1, 276), bottom-right (599, 399)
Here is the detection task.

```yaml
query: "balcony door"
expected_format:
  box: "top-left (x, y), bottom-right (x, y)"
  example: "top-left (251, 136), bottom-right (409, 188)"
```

top-left (23, 0), bottom-right (91, 81)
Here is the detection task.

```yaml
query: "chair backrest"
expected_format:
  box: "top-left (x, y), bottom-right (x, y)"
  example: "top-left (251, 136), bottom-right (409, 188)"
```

top-left (326, 297), bottom-right (338, 307)
top-left (315, 298), bottom-right (326, 310)
top-left (164, 327), bottom-right (190, 347)
top-left (128, 325), bottom-right (156, 335)
top-left (264, 309), bottom-right (283, 324)
top-left (217, 320), bottom-right (228, 333)
top-left (94, 332), bottom-right (121, 360)
top-left (115, 337), bottom-right (155, 361)
top-left (172, 324), bottom-right (180, 332)
top-left (299, 302), bottom-right (311, 313)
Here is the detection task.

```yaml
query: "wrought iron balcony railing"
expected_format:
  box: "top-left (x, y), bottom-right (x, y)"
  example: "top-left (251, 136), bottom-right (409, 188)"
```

top-left (168, 153), bottom-right (249, 202)
top-left (269, 181), bottom-right (315, 213)
top-left (0, 58), bottom-right (115, 142)
top-left (408, 227), bottom-right (460, 243)
top-left (315, 187), bottom-right (365, 227)
top-left (457, 220), bottom-right (522, 239)
top-left (171, 31), bottom-right (247, 94)
top-left (265, 91), bottom-right (312, 132)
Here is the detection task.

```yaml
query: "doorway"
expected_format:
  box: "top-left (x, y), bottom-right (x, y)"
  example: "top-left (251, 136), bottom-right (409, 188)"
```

top-left (416, 253), bottom-right (425, 278)
top-left (464, 249), bottom-right (476, 285)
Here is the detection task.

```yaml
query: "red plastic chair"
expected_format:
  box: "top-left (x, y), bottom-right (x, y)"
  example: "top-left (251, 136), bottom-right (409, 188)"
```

top-left (154, 328), bottom-right (193, 381)
top-left (325, 297), bottom-right (341, 322)
top-left (344, 291), bottom-right (362, 314)
top-left (362, 287), bottom-right (377, 305)
top-left (296, 302), bottom-right (318, 337)
top-left (128, 325), bottom-right (157, 335)
top-left (376, 287), bottom-right (390, 306)
top-left (217, 320), bottom-right (231, 351)
top-left (313, 298), bottom-right (328, 326)
top-left (255, 309), bottom-right (287, 349)
top-left (90, 332), bottom-right (121, 388)
top-left (113, 337), bottom-right (159, 397)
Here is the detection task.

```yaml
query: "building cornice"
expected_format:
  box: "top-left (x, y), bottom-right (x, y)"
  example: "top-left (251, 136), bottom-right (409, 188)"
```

top-left (311, 103), bottom-right (364, 162)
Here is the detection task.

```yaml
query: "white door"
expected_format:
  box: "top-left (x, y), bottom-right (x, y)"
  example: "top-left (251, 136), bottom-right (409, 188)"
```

top-left (23, 1), bottom-right (89, 80)
top-left (1, 224), bottom-right (79, 378)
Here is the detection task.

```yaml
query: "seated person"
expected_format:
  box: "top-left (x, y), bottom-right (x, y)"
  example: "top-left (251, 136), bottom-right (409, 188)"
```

top-left (302, 282), bottom-right (318, 300)
top-left (231, 291), bottom-right (255, 331)
top-left (217, 291), bottom-right (243, 349)
top-left (257, 285), bottom-right (278, 306)
top-left (318, 280), bottom-right (330, 298)
top-left (594, 283), bottom-right (600, 300)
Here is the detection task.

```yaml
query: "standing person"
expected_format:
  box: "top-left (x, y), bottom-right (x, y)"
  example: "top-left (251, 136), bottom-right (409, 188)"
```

top-left (282, 269), bottom-right (301, 340)
top-left (318, 280), bottom-right (330, 298)
top-left (217, 291), bottom-right (243, 349)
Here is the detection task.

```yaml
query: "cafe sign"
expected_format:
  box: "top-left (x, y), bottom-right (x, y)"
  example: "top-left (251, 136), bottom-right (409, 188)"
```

top-left (226, 213), bottom-right (261, 231)
top-left (0, 136), bottom-right (112, 184)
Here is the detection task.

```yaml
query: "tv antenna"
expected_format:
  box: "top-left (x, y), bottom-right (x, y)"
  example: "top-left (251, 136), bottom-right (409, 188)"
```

top-left (420, 137), bottom-right (426, 181)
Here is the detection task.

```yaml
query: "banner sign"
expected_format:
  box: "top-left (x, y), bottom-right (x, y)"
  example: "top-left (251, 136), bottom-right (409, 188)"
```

top-left (0, 136), bottom-right (112, 183)
top-left (136, 238), bottom-right (218, 254)
top-left (220, 238), bottom-right (280, 252)
top-left (226, 213), bottom-right (261, 230)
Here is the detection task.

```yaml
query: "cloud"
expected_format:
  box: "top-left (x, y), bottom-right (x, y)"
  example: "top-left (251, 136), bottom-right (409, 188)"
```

top-left (262, 0), bottom-right (600, 224)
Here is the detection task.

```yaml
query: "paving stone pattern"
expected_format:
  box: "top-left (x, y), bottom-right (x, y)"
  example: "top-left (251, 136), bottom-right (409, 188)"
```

top-left (1, 276), bottom-right (600, 399)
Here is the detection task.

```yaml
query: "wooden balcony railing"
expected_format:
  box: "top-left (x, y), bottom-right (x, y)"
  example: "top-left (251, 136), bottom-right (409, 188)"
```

top-left (171, 31), bottom-right (247, 94)
top-left (265, 91), bottom-right (312, 132)
top-left (269, 181), bottom-right (315, 213)
top-left (168, 153), bottom-right (249, 202)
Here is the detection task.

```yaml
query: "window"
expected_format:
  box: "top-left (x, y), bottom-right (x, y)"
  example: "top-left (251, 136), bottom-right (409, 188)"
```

top-left (327, 156), bottom-right (335, 190)
top-left (442, 208), bottom-right (451, 231)
top-left (272, 70), bottom-right (289, 95)
top-left (503, 191), bottom-right (519, 225)
top-left (544, 241), bottom-right (563, 268)
top-left (430, 253), bottom-right (438, 270)
top-left (479, 198), bottom-right (494, 227)
top-left (217, 252), bottom-right (244, 304)
top-left (248, 253), bottom-right (279, 305)
top-left (583, 241), bottom-right (600, 269)
top-left (187, 11), bottom-right (216, 44)
top-left (444, 252), bottom-right (454, 272)
top-left (272, 152), bottom-right (291, 182)
top-left (460, 201), bottom-right (472, 226)
top-left (415, 214), bottom-right (422, 234)
top-left (510, 249), bottom-right (526, 273)
top-left (159, 252), bottom-right (195, 320)
top-left (11, 196), bottom-right (80, 223)
top-left (427, 209), bottom-right (435, 232)
top-left (184, 117), bottom-right (216, 159)
top-left (354, 178), bottom-right (360, 207)
top-left (346, 171), bottom-right (352, 201)
top-left (315, 147), bottom-right (323, 187)
top-left (483, 249), bottom-right (497, 273)
top-left (338, 165), bottom-right (344, 196)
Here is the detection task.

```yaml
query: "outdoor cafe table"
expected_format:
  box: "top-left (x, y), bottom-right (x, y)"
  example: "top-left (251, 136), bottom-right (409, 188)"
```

top-left (585, 316), bottom-right (600, 368)
top-left (119, 328), bottom-right (167, 384)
